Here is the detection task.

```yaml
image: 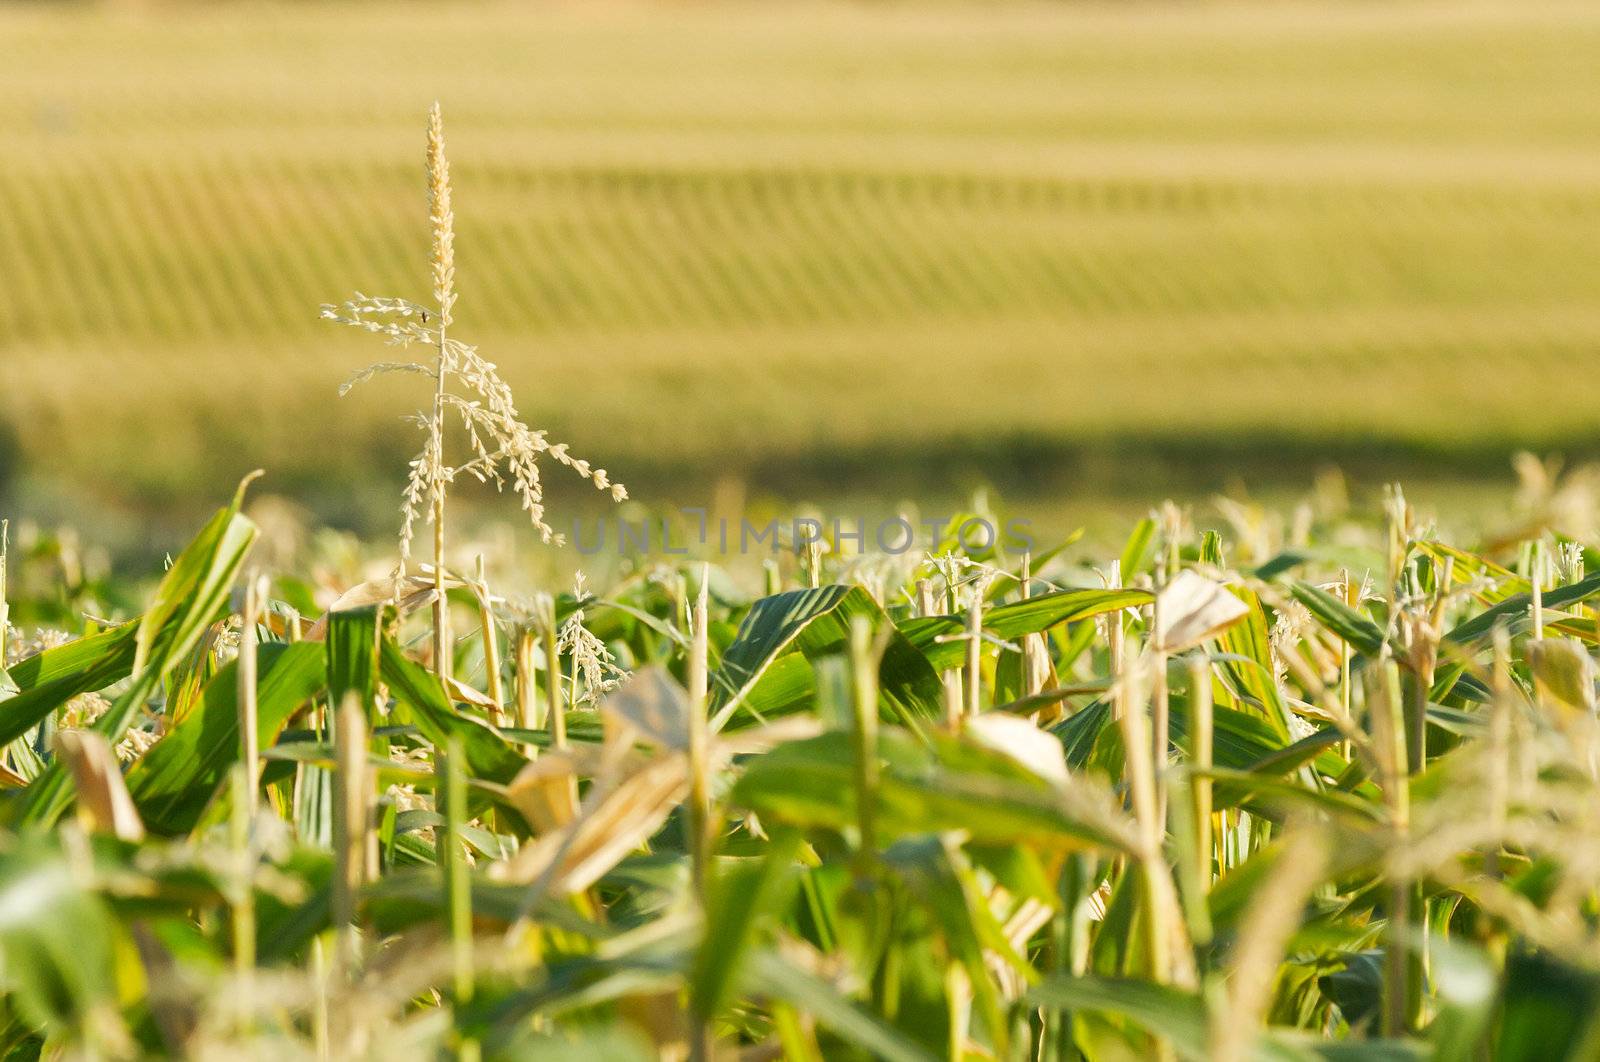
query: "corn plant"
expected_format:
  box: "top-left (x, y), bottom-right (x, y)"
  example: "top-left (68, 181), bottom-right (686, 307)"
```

top-left (6, 100), bottom-right (1600, 1062)
top-left (321, 104), bottom-right (625, 677)
top-left (1, 471), bottom-right (1600, 1059)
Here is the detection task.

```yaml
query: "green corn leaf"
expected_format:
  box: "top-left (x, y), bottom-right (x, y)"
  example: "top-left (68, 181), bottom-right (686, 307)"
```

top-left (1426, 936), bottom-right (1498, 1062)
top-left (1054, 700), bottom-right (1111, 770)
top-left (19, 500), bottom-right (258, 827)
top-left (126, 642), bottom-right (324, 837)
top-left (1216, 586), bottom-right (1294, 741)
top-left (378, 638), bottom-right (526, 785)
top-left (0, 623), bottom-right (138, 748)
top-left (1201, 766), bottom-right (1382, 824)
top-left (901, 587), bottom-right (1150, 672)
top-left (1447, 570), bottom-right (1600, 645)
top-left (1240, 729), bottom-right (1345, 776)
top-left (1290, 582), bottom-right (1386, 657)
top-left (3, 620), bottom-right (137, 692)
top-left (744, 949), bottom-right (937, 1062)
top-left (1170, 700), bottom-right (1291, 769)
top-left (1089, 868), bottom-right (1143, 976)
top-left (691, 830), bottom-right (803, 1022)
top-left (0, 843), bottom-right (125, 1049)
top-left (710, 585), bottom-right (941, 730)
top-left (1030, 975), bottom-right (1211, 1059)
top-left (133, 503), bottom-right (259, 678)
top-left (1120, 517), bottom-right (1158, 580)
top-left (731, 727), bottom-right (1135, 854)
top-left (883, 836), bottom-right (1024, 1051)
top-left (1416, 542), bottom-right (1521, 597)
top-left (1031, 974), bottom-right (1341, 1061)
top-left (327, 605), bottom-right (380, 715)
top-left (1494, 949), bottom-right (1600, 1062)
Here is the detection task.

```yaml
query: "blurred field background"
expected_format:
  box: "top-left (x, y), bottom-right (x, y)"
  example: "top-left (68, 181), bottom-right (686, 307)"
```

top-left (5, 0), bottom-right (1600, 545)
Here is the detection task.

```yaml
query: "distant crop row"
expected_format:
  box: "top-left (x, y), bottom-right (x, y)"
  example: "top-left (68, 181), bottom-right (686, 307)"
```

top-left (6, 0), bottom-right (1600, 513)
top-left (4, 158), bottom-right (1598, 345)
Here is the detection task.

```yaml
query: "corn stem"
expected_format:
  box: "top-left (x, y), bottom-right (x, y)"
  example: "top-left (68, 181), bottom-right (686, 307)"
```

top-left (332, 694), bottom-right (368, 971)
top-left (237, 572), bottom-right (267, 816)
top-left (440, 736), bottom-right (475, 1040)
top-left (1190, 655), bottom-right (1214, 893)
top-left (849, 616), bottom-right (880, 872)
top-left (229, 764), bottom-right (256, 980)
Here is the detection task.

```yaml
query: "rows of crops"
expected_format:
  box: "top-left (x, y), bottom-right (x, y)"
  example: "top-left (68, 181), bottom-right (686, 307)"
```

top-left (7, 447), bottom-right (1600, 1058)
top-left (6, 159), bottom-right (1598, 343)
top-left (4, 77), bottom-right (1600, 1057)
top-left (6, 0), bottom-right (1600, 514)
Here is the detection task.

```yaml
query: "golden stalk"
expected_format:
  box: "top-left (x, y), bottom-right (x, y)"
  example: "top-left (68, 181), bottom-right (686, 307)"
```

top-left (539, 594), bottom-right (576, 817)
top-left (687, 566), bottom-right (714, 1062)
top-left (432, 518), bottom-right (450, 681)
top-left (474, 555), bottom-right (504, 723)
top-left (1190, 655), bottom-right (1214, 894)
top-left (964, 585), bottom-right (983, 720)
top-left (1151, 562), bottom-right (1170, 827)
top-left (919, 578), bottom-right (959, 727)
top-left (439, 736), bottom-right (479, 1062)
top-left (1531, 539), bottom-right (1545, 642)
top-left (918, 577), bottom-right (961, 725)
top-left (311, 936), bottom-right (330, 1061)
top-left (331, 693), bottom-right (369, 972)
top-left (541, 596), bottom-right (565, 750)
top-left (1340, 568), bottom-right (1353, 761)
top-left (1408, 555), bottom-right (1452, 776)
top-left (515, 626), bottom-right (539, 747)
top-left (850, 616), bottom-right (881, 872)
top-left (237, 572), bottom-right (268, 816)
top-left (1109, 560), bottom-right (1125, 721)
top-left (229, 765), bottom-right (256, 982)
top-left (1020, 552), bottom-right (1052, 704)
top-left (686, 565), bottom-right (712, 896)
top-left (1369, 658), bottom-right (1417, 1036)
top-left (1117, 643), bottom-right (1194, 995)
top-left (1211, 828), bottom-right (1328, 1061)
top-left (1487, 626), bottom-right (1512, 880)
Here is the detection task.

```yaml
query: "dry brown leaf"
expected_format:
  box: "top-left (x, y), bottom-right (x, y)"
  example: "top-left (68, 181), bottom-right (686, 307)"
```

top-left (501, 746), bottom-right (602, 834)
top-left (495, 717), bottom-right (821, 893)
top-left (303, 574), bottom-right (442, 641)
top-left (1021, 631), bottom-right (1057, 703)
top-left (56, 729), bottom-right (145, 841)
top-left (1155, 570), bottom-right (1250, 653)
top-left (966, 713), bottom-right (1068, 787)
top-left (444, 675), bottom-right (501, 711)
top-left (600, 666), bottom-right (690, 752)
top-left (1528, 638), bottom-right (1596, 717)
top-left (493, 752), bottom-right (686, 894)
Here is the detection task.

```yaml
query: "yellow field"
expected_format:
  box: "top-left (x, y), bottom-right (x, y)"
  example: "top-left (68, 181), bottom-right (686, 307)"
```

top-left (5, 0), bottom-right (1600, 514)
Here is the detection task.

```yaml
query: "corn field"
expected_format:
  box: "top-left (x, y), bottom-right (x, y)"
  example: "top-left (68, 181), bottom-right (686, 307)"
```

top-left (7, 0), bottom-right (1600, 507)
top-left (9, 436), bottom-right (1600, 1059)
top-left (6, 8), bottom-right (1600, 1059)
